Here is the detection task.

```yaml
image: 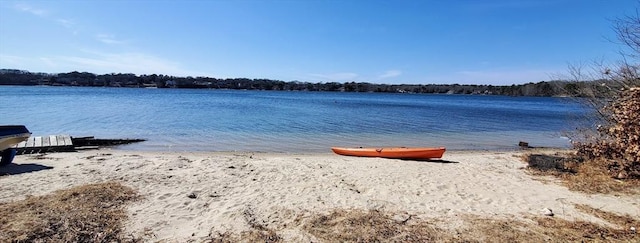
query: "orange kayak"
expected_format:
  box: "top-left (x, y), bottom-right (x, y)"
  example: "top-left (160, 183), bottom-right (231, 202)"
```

top-left (331, 147), bottom-right (446, 159)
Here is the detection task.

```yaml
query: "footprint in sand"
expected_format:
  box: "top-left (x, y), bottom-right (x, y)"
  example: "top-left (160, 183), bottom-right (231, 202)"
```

top-left (158, 193), bottom-right (173, 200)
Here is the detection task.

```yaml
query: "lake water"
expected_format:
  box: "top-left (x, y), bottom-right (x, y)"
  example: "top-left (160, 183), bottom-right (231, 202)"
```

top-left (0, 86), bottom-right (588, 152)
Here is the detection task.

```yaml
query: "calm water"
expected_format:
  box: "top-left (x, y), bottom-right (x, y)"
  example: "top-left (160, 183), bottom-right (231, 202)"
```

top-left (0, 86), bottom-right (587, 152)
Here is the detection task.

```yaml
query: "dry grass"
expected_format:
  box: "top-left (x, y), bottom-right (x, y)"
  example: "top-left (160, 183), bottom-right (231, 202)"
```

top-left (526, 204), bottom-right (639, 242)
top-left (574, 204), bottom-right (639, 231)
top-left (0, 182), bottom-right (140, 242)
top-left (466, 211), bottom-right (632, 242)
top-left (205, 231), bottom-right (281, 243)
top-left (204, 207), bottom-right (282, 243)
top-left (206, 207), bottom-right (638, 242)
top-left (524, 153), bottom-right (640, 194)
top-left (465, 213), bottom-right (637, 242)
top-left (303, 209), bottom-right (448, 242)
top-left (1, 181), bottom-right (636, 242)
top-left (206, 209), bottom-right (450, 242)
top-left (562, 158), bottom-right (640, 194)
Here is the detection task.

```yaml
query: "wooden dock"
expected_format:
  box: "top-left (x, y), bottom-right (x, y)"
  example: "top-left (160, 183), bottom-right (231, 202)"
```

top-left (13, 134), bottom-right (75, 154)
top-left (11, 135), bottom-right (145, 154)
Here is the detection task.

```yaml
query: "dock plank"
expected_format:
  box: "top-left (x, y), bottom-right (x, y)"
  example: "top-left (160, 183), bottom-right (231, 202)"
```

top-left (49, 135), bottom-right (58, 146)
top-left (62, 135), bottom-right (72, 146)
top-left (56, 135), bottom-right (68, 146)
top-left (14, 134), bottom-right (87, 154)
top-left (25, 137), bottom-right (36, 148)
top-left (42, 136), bottom-right (50, 147)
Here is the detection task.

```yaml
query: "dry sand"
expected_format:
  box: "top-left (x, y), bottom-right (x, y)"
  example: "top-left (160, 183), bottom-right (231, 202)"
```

top-left (1, 149), bottom-right (638, 241)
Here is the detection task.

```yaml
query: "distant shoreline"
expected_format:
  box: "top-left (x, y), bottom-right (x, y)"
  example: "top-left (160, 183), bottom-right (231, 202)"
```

top-left (0, 69), bottom-right (611, 97)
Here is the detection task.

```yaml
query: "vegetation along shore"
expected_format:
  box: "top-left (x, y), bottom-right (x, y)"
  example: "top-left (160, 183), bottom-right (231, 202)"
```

top-left (0, 69), bottom-right (617, 97)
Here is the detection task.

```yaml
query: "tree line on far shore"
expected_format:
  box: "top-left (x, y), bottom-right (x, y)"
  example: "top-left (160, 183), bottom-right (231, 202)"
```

top-left (0, 69), bottom-right (617, 97)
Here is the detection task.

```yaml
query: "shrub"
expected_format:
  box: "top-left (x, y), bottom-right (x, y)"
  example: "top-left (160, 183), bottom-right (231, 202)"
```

top-left (575, 88), bottom-right (640, 179)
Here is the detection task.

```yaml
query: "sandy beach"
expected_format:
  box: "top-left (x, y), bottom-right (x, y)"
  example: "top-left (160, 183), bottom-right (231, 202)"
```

top-left (1, 149), bottom-right (638, 242)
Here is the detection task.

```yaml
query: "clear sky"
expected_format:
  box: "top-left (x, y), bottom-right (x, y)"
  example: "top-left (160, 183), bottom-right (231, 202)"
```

top-left (0, 0), bottom-right (636, 85)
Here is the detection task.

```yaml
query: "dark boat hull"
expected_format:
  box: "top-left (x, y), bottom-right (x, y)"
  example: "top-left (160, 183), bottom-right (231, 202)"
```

top-left (0, 125), bottom-right (31, 165)
top-left (0, 125), bottom-right (31, 151)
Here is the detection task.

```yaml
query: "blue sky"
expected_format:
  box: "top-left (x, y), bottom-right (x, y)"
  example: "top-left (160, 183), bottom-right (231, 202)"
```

top-left (0, 0), bottom-right (636, 85)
